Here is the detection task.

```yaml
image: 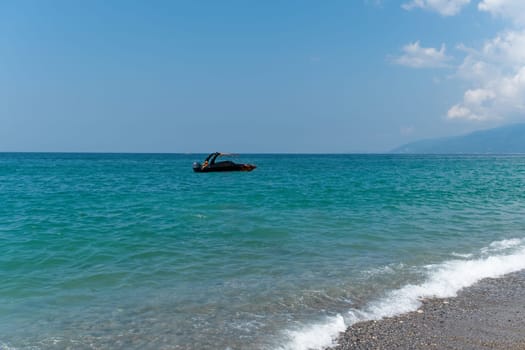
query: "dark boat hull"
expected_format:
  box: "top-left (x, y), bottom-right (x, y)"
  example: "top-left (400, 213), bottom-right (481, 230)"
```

top-left (193, 161), bottom-right (256, 173)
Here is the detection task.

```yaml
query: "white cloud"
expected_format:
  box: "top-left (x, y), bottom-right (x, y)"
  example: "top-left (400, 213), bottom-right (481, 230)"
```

top-left (464, 88), bottom-right (496, 105)
top-left (398, 0), bottom-right (525, 123)
top-left (478, 0), bottom-right (525, 25)
top-left (447, 104), bottom-right (477, 119)
top-left (447, 30), bottom-right (525, 121)
top-left (402, 0), bottom-right (471, 16)
top-left (447, 89), bottom-right (496, 120)
top-left (392, 41), bottom-right (451, 68)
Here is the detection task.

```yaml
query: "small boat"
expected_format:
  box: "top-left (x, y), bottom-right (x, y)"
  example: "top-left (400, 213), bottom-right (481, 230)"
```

top-left (193, 152), bottom-right (256, 173)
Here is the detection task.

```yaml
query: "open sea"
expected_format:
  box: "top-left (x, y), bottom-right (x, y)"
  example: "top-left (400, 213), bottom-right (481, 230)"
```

top-left (2, 153), bottom-right (525, 350)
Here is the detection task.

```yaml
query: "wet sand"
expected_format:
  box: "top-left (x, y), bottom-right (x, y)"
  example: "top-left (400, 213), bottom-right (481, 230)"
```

top-left (330, 270), bottom-right (525, 350)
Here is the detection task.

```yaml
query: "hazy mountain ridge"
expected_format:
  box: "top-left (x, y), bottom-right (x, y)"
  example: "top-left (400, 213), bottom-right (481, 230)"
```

top-left (391, 124), bottom-right (525, 154)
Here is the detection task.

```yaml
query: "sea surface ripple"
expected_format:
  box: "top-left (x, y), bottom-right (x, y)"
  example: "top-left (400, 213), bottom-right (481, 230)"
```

top-left (1, 153), bottom-right (525, 349)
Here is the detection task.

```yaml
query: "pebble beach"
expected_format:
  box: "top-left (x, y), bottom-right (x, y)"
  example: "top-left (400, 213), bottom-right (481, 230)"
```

top-left (331, 270), bottom-right (525, 350)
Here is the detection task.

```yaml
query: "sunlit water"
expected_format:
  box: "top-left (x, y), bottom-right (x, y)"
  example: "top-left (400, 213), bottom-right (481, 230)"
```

top-left (2, 153), bottom-right (525, 349)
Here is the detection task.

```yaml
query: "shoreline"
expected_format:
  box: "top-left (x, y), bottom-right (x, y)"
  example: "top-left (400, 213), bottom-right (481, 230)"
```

top-left (329, 270), bottom-right (525, 349)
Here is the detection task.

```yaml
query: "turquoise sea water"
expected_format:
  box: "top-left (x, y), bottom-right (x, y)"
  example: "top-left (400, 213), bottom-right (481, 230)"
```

top-left (2, 153), bottom-right (525, 349)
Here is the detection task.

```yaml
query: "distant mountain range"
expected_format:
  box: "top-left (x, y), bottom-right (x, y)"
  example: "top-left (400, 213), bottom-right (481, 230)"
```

top-left (391, 123), bottom-right (525, 154)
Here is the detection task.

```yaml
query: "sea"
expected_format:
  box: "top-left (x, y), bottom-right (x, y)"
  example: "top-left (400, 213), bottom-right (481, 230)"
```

top-left (2, 153), bottom-right (525, 350)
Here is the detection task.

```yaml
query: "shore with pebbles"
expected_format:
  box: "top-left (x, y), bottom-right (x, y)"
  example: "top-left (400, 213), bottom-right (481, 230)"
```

top-left (330, 270), bottom-right (525, 350)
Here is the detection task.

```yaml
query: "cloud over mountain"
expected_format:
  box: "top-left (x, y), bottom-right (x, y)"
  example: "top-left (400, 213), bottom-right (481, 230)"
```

top-left (398, 0), bottom-right (525, 123)
top-left (449, 30), bottom-right (525, 121)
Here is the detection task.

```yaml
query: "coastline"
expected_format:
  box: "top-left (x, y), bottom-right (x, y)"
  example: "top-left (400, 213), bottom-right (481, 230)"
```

top-left (330, 270), bottom-right (525, 350)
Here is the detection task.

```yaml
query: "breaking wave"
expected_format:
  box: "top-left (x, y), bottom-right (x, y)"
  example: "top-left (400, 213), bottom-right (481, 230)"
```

top-left (280, 238), bottom-right (525, 350)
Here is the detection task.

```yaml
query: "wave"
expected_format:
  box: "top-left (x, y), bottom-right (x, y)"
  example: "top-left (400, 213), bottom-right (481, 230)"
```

top-left (482, 238), bottom-right (523, 254)
top-left (279, 238), bottom-right (525, 350)
top-left (450, 252), bottom-right (473, 258)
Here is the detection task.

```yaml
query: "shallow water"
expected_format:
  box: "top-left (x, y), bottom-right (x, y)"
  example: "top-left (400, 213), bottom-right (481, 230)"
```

top-left (2, 153), bottom-right (525, 349)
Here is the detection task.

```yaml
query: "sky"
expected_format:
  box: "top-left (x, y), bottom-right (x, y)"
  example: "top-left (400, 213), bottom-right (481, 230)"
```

top-left (2, 0), bottom-right (525, 153)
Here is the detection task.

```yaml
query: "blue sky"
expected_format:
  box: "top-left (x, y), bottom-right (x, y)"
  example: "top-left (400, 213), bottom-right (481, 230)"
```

top-left (2, 0), bottom-right (524, 152)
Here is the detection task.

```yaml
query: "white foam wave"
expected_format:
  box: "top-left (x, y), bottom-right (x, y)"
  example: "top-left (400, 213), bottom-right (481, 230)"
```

top-left (279, 238), bottom-right (525, 350)
top-left (450, 252), bottom-right (473, 258)
top-left (483, 238), bottom-right (523, 253)
top-left (281, 314), bottom-right (346, 350)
